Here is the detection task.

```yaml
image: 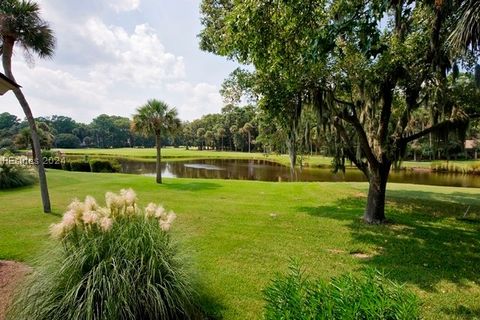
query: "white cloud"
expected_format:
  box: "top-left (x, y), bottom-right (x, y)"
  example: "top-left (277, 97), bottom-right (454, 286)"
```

top-left (167, 81), bottom-right (222, 120)
top-left (83, 18), bottom-right (185, 86)
top-left (0, 6), bottom-right (227, 124)
top-left (5, 61), bottom-right (139, 122)
top-left (106, 0), bottom-right (140, 12)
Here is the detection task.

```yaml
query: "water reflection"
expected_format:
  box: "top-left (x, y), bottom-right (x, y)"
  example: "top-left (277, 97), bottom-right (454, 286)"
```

top-left (119, 159), bottom-right (480, 188)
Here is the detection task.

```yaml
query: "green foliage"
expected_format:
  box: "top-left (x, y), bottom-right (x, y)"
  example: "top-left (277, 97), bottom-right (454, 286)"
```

top-left (2, 170), bottom-right (480, 318)
top-left (55, 133), bottom-right (81, 148)
top-left (264, 263), bottom-right (420, 320)
top-left (90, 114), bottom-right (133, 148)
top-left (0, 163), bottom-right (36, 189)
top-left (61, 161), bottom-right (71, 171)
top-left (132, 99), bottom-right (181, 139)
top-left (0, 112), bottom-right (19, 130)
top-left (448, 0), bottom-right (480, 52)
top-left (0, 0), bottom-right (56, 58)
top-left (0, 138), bottom-right (16, 152)
top-left (8, 191), bottom-right (200, 320)
top-left (68, 160), bottom-right (91, 172)
top-left (41, 150), bottom-right (64, 169)
top-left (89, 159), bottom-right (120, 173)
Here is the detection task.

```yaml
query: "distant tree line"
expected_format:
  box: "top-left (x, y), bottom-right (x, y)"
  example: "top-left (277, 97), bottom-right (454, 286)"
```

top-left (1, 94), bottom-right (478, 161)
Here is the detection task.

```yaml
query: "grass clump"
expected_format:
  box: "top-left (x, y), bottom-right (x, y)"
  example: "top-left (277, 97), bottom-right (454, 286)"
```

top-left (0, 163), bottom-right (36, 189)
top-left (8, 189), bottom-right (200, 320)
top-left (264, 262), bottom-right (420, 320)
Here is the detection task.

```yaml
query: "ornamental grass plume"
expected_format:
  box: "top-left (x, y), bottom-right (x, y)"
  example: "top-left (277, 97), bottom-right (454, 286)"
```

top-left (9, 189), bottom-right (203, 320)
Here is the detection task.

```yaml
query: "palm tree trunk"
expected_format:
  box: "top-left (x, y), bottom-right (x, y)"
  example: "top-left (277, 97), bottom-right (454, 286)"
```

top-left (2, 37), bottom-right (51, 213)
top-left (155, 133), bottom-right (162, 184)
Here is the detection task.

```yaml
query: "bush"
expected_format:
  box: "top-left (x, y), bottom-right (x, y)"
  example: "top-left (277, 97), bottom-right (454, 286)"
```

top-left (89, 159), bottom-right (121, 173)
top-left (61, 161), bottom-right (71, 171)
top-left (264, 262), bottom-right (420, 320)
top-left (0, 137), bottom-right (16, 151)
top-left (9, 189), bottom-right (200, 320)
top-left (41, 150), bottom-right (64, 169)
top-left (55, 133), bottom-right (81, 148)
top-left (0, 163), bottom-right (36, 189)
top-left (68, 160), bottom-right (91, 172)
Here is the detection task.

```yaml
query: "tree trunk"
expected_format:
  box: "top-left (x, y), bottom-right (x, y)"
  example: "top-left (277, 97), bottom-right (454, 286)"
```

top-left (363, 166), bottom-right (389, 224)
top-left (247, 132), bottom-right (251, 153)
top-left (2, 37), bottom-right (51, 213)
top-left (155, 134), bottom-right (162, 184)
top-left (286, 130), bottom-right (297, 169)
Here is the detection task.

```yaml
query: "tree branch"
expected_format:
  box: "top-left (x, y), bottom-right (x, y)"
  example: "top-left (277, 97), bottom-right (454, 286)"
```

top-left (337, 109), bottom-right (380, 168)
top-left (401, 114), bottom-right (480, 144)
top-left (333, 117), bottom-right (370, 179)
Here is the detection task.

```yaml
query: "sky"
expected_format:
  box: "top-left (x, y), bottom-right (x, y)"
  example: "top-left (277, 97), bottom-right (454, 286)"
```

top-left (0, 0), bottom-right (240, 123)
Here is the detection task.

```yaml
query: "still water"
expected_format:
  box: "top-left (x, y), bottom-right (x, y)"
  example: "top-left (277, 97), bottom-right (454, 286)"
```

top-left (119, 159), bottom-right (480, 188)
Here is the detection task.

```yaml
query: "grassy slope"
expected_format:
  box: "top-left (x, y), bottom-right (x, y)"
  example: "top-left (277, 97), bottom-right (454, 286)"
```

top-left (1, 170), bottom-right (480, 319)
top-left (58, 147), bottom-right (480, 170)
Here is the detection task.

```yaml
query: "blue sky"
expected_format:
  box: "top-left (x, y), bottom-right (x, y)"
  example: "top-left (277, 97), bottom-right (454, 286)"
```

top-left (0, 0), bottom-right (240, 122)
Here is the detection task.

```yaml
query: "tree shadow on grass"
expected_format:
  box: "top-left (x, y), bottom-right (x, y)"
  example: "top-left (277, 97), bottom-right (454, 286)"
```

top-left (441, 305), bottom-right (480, 319)
top-left (162, 181), bottom-right (222, 192)
top-left (197, 291), bottom-right (227, 320)
top-left (296, 190), bottom-right (480, 291)
top-left (46, 211), bottom-right (62, 217)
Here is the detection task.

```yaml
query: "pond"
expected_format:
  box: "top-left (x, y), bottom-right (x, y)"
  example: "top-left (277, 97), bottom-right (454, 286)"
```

top-left (119, 158), bottom-right (480, 188)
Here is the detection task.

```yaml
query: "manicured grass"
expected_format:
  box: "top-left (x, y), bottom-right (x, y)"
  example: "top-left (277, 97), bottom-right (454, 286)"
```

top-left (57, 147), bottom-right (339, 167)
top-left (1, 170), bottom-right (480, 319)
top-left (58, 147), bottom-right (480, 171)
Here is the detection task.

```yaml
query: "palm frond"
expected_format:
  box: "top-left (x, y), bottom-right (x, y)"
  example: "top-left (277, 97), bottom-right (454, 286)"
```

top-left (0, 0), bottom-right (55, 58)
top-left (132, 99), bottom-right (181, 137)
top-left (448, 0), bottom-right (480, 52)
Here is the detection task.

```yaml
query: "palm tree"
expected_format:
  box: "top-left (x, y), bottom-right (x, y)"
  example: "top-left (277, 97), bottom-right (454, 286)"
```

top-left (242, 122), bottom-right (253, 153)
top-left (196, 127), bottom-right (206, 150)
top-left (229, 125), bottom-right (238, 151)
top-left (448, 0), bottom-right (480, 52)
top-left (15, 121), bottom-right (54, 152)
top-left (215, 127), bottom-right (226, 150)
top-left (132, 99), bottom-right (180, 184)
top-left (0, 0), bottom-right (55, 213)
top-left (204, 130), bottom-right (215, 149)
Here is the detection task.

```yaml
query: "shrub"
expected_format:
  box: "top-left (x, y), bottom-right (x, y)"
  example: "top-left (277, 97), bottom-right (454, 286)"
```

top-left (0, 137), bottom-right (16, 152)
top-left (0, 163), bottom-right (36, 189)
top-left (264, 262), bottom-right (420, 320)
top-left (68, 159), bottom-right (91, 172)
top-left (61, 161), bottom-right (71, 171)
top-left (9, 189), bottom-right (200, 320)
top-left (41, 150), bottom-right (64, 169)
top-left (89, 159), bottom-right (121, 173)
top-left (55, 133), bottom-right (81, 148)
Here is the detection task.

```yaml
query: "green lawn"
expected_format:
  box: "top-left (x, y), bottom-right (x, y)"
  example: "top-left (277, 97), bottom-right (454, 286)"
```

top-left (1, 170), bottom-right (480, 319)
top-left (58, 147), bottom-right (480, 171)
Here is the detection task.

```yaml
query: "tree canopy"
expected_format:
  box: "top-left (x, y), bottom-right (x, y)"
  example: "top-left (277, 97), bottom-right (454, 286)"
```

top-left (199, 0), bottom-right (480, 222)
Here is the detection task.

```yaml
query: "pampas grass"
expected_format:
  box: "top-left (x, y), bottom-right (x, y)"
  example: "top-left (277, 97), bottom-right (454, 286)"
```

top-left (8, 190), bottom-right (201, 320)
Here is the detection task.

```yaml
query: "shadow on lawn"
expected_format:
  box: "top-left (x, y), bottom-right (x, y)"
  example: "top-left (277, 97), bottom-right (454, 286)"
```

top-left (162, 181), bottom-right (222, 192)
top-left (441, 305), bottom-right (480, 319)
top-left (296, 189), bottom-right (480, 291)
